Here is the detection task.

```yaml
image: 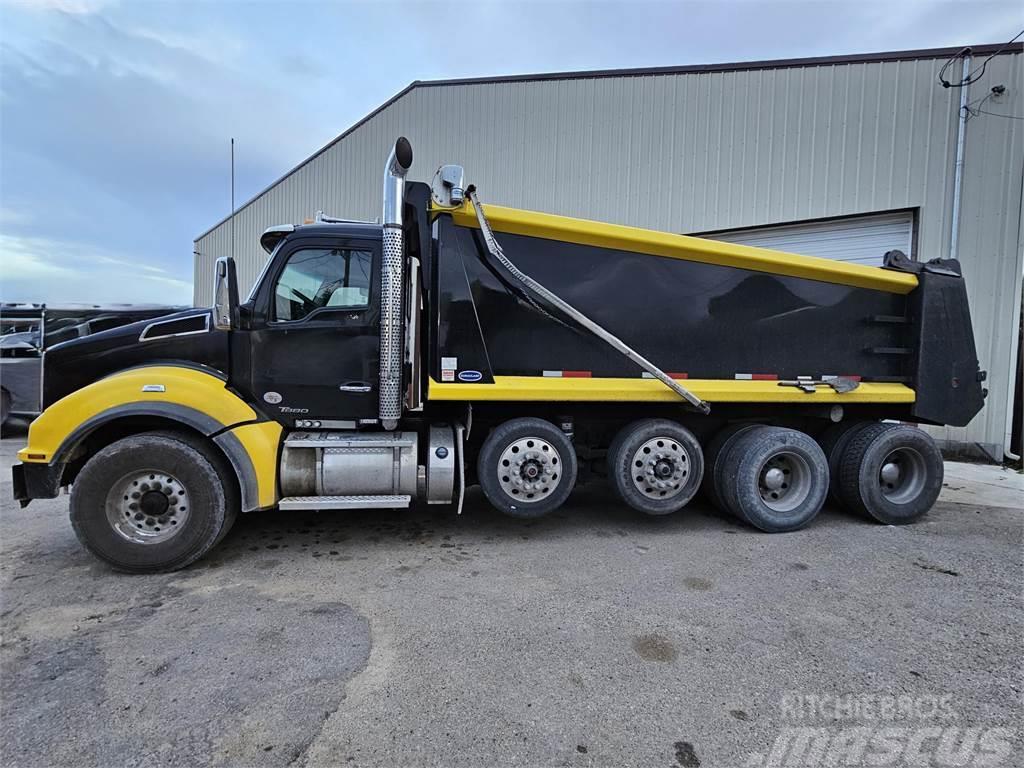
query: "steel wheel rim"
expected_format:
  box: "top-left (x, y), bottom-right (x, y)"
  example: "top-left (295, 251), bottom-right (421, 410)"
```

top-left (878, 447), bottom-right (927, 504)
top-left (105, 470), bottom-right (190, 545)
top-left (757, 451), bottom-right (812, 512)
top-left (630, 437), bottom-right (690, 500)
top-left (497, 437), bottom-right (562, 503)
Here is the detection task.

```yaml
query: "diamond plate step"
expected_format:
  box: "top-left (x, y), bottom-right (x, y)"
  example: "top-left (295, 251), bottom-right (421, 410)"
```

top-left (277, 494), bottom-right (412, 511)
top-left (284, 431), bottom-right (415, 449)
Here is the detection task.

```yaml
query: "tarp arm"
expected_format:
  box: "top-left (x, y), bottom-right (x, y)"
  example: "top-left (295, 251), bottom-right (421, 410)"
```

top-left (466, 187), bottom-right (710, 414)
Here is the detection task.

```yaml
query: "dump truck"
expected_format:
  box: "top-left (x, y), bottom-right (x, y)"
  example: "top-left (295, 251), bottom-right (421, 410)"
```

top-left (12, 138), bottom-right (987, 572)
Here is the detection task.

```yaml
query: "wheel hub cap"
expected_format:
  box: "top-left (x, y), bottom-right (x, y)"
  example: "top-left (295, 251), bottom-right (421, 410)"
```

top-left (878, 448), bottom-right (927, 503)
top-left (497, 437), bottom-right (562, 503)
top-left (140, 490), bottom-right (170, 517)
top-left (758, 452), bottom-right (811, 512)
top-left (105, 471), bottom-right (190, 545)
top-left (880, 462), bottom-right (901, 485)
top-left (630, 437), bottom-right (689, 500)
top-left (763, 467), bottom-right (786, 490)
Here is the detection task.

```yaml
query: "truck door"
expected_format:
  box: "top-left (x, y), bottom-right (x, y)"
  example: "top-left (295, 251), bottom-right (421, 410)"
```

top-left (244, 235), bottom-right (381, 424)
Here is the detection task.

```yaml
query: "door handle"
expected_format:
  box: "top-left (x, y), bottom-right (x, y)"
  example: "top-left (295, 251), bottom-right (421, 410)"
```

top-left (339, 382), bottom-right (372, 393)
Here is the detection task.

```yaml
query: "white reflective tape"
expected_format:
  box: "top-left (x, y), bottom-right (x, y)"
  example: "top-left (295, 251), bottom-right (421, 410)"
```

top-left (542, 370), bottom-right (563, 377)
top-left (734, 373), bottom-right (753, 380)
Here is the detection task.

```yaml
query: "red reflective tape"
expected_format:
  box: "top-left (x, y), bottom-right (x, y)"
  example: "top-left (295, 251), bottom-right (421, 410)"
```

top-left (842, 375), bottom-right (863, 382)
top-left (669, 372), bottom-right (689, 379)
top-left (561, 370), bottom-right (592, 378)
top-left (751, 373), bottom-right (778, 380)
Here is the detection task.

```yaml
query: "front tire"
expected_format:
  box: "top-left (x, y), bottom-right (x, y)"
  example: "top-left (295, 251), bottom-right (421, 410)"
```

top-left (607, 419), bottom-right (703, 515)
top-left (477, 417), bottom-right (577, 518)
top-left (70, 432), bottom-right (234, 572)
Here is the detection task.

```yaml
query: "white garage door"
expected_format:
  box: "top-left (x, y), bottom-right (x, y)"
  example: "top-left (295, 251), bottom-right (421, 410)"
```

top-left (701, 211), bottom-right (914, 266)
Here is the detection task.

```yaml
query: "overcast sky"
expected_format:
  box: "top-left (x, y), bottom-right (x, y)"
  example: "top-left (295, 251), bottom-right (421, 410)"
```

top-left (1, 0), bottom-right (1021, 305)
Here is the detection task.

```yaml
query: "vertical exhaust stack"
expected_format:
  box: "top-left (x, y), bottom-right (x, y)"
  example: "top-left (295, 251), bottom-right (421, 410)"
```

top-left (379, 137), bottom-right (413, 430)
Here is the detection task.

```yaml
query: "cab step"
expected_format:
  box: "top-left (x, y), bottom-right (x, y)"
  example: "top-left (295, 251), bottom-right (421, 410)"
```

top-left (277, 494), bottom-right (412, 511)
top-left (284, 431), bottom-right (416, 449)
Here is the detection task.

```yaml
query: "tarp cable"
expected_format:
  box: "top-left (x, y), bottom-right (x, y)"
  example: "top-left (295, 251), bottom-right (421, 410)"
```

top-left (465, 186), bottom-right (710, 414)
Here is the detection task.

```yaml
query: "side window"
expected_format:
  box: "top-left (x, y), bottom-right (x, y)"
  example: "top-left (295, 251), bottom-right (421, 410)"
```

top-left (274, 247), bottom-right (372, 321)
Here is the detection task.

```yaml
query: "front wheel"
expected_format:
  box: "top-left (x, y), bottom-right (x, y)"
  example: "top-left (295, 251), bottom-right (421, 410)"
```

top-left (70, 432), bottom-right (236, 572)
top-left (477, 417), bottom-right (577, 518)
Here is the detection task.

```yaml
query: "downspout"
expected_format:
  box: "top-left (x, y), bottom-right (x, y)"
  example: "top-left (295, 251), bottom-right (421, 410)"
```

top-left (949, 54), bottom-right (970, 260)
top-left (379, 137), bottom-right (413, 430)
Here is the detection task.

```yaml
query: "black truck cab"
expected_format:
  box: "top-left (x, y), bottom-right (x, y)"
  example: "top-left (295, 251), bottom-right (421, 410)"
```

top-left (233, 223), bottom-right (384, 425)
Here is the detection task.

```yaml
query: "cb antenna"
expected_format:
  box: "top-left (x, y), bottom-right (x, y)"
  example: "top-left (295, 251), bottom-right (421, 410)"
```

top-left (230, 137), bottom-right (236, 262)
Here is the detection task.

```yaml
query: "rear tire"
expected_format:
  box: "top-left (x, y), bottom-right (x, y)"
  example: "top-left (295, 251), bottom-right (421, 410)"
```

top-left (719, 426), bottom-right (829, 532)
top-left (607, 419), bottom-right (703, 515)
top-left (477, 417), bottom-right (577, 518)
top-left (700, 423), bottom-right (762, 512)
top-left (817, 421), bottom-right (887, 507)
top-left (70, 432), bottom-right (235, 572)
top-left (0, 388), bottom-right (10, 427)
top-left (837, 423), bottom-right (943, 525)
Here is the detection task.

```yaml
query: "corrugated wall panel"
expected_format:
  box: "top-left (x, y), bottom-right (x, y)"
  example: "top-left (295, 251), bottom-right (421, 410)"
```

top-left (707, 211), bottom-right (913, 265)
top-left (194, 52), bottom-right (1022, 455)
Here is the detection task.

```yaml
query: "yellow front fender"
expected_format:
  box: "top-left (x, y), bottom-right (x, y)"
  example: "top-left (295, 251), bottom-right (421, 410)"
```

top-left (18, 366), bottom-right (257, 463)
top-left (18, 365), bottom-right (281, 511)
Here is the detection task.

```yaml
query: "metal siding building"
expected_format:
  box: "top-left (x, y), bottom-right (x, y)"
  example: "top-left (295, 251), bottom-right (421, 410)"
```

top-left (195, 45), bottom-right (1024, 458)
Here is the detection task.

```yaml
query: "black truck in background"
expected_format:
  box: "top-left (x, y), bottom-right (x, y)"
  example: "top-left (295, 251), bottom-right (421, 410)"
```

top-left (1, 304), bottom-right (184, 426)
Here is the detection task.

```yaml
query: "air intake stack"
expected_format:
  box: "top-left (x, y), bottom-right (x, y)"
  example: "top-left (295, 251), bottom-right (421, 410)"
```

top-left (379, 137), bottom-right (413, 430)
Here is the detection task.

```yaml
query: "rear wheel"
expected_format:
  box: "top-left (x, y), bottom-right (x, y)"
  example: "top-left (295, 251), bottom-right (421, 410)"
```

top-left (719, 426), bottom-right (829, 532)
top-left (70, 432), bottom-right (236, 572)
top-left (817, 421), bottom-right (886, 507)
top-left (700, 423), bottom-right (761, 512)
top-left (477, 417), bottom-right (577, 518)
top-left (607, 419), bottom-right (703, 515)
top-left (837, 423), bottom-right (943, 524)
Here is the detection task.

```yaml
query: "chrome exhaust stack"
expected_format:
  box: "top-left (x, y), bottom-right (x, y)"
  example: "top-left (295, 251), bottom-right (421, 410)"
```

top-left (379, 137), bottom-right (413, 430)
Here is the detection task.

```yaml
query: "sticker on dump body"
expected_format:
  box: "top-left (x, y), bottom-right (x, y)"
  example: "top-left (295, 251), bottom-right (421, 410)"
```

top-left (458, 370), bottom-right (482, 382)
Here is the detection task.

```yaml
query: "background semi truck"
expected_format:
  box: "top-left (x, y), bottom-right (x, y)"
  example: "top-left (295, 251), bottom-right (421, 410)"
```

top-left (0, 303), bottom-right (183, 427)
top-left (12, 138), bottom-right (986, 572)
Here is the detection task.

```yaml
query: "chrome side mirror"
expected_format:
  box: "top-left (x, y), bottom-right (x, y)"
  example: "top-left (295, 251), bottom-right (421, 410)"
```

top-left (213, 256), bottom-right (238, 331)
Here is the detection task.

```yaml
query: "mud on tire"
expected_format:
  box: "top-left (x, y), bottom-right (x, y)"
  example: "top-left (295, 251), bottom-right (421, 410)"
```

top-left (70, 431), bottom-right (237, 573)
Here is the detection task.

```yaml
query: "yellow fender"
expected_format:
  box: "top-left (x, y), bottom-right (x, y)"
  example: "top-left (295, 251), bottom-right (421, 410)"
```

top-left (18, 365), bottom-right (281, 510)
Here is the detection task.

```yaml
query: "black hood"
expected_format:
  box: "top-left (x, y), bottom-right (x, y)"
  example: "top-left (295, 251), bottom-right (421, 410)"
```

top-left (43, 308), bottom-right (229, 408)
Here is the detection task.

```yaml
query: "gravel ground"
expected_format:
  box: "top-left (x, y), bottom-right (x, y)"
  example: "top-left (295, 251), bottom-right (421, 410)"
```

top-left (1, 422), bottom-right (1021, 768)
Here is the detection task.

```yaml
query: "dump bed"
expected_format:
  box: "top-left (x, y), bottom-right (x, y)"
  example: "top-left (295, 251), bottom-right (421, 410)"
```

top-left (419, 200), bottom-right (984, 427)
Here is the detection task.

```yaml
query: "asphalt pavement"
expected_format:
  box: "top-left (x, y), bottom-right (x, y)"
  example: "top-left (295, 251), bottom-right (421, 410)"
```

top-left (1, 421), bottom-right (1021, 767)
